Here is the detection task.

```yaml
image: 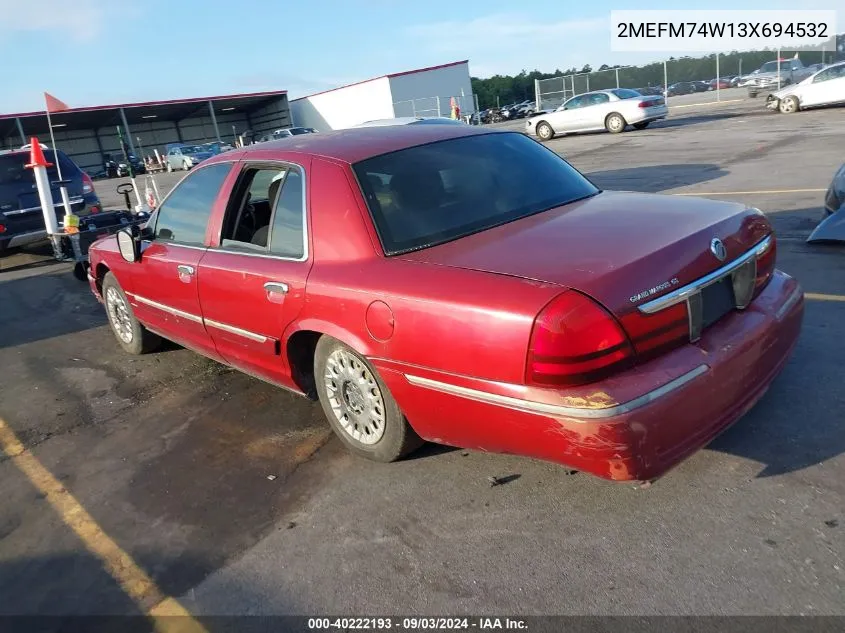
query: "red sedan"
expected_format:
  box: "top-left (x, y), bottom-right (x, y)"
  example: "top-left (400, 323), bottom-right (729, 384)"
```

top-left (86, 125), bottom-right (804, 483)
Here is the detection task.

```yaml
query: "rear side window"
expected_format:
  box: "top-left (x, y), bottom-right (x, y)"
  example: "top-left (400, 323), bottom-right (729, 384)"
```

top-left (353, 132), bottom-right (598, 256)
top-left (155, 162), bottom-right (231, 246)
top-left (611, 89), bottom-right (642, 99)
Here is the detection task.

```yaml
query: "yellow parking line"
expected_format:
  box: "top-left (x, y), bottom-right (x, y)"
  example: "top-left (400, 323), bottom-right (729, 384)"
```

top-left (670, 98), bottom-right (746, 109)
top-left (806, 292), bottom-right (845, 302)
top-left (673, 189), bottom-right (826, 196)
top-left (0, 416), bottom-right (207, 633)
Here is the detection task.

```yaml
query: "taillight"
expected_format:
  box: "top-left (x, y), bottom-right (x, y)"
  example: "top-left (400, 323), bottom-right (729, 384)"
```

top-left (754, 234), bottom-right (776, 297)
top-left (526, 291), bottom-right (635, 387)
top-left (619, 302), bottom-right (689, 361)
top-left (0, 224), bottom-right (6, 234)
top-left (89, 205), bottom-right (101, 214)
top-left (82, 172), bottom-right (95, 194)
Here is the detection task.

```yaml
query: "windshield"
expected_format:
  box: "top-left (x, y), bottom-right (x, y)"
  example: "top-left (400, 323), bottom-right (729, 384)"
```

top-left (353, 132), bottom-right (599, 256)
top-left (760, 61), bottom-right (791, 72)
top-left (181, 146), bottom-right (203, 154)
top-left (289, 128), bottom-right (311, 135)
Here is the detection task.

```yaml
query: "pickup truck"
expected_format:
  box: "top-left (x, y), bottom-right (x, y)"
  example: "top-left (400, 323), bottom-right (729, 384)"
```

top-left (740, 59), bottom-right (815, 97)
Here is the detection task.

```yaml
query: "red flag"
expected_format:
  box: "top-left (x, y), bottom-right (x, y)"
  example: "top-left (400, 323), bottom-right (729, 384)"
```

top-left (44, 92), bottom-right (70, 113)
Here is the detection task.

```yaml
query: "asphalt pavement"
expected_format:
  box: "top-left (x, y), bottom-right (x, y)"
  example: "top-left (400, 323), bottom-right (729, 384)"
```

top-left (1, 97), bottom-right (843, 618)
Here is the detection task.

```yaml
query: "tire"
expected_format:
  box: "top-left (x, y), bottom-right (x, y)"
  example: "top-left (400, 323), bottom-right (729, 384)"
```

top-left (314, 336), bottom-right (423, 462)
top-left (166, 162), bottom-right (173, 173)
top-left (748, 91), bottom-right (758, 98)
top-left (535, 121), bottom-right (554, 141)
top-left (605, 112), bottom-right (626, 134)
top-left (102, 272), bottom-right (161, 355)
top-left (633, 121), bottom-right (650, 130)
top-left (779, 95), bottom-right (799, 114)
top-left (183, 161), bottom-right (191, 171)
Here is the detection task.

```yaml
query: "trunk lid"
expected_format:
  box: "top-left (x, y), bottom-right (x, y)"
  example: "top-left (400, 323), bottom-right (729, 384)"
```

top-left (398, 190), bottom-right (771, 317)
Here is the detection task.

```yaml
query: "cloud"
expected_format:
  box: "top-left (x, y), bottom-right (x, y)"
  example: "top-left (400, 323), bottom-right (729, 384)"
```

top-left (406, 13), bottom-right (608, 77)
top-left (0, 0), bottom-right (137, 42)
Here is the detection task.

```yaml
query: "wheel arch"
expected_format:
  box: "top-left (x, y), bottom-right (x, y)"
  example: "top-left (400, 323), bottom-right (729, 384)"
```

top-left (94, 262), bottom-right (111, 296)
top-left (284, 321), bottom-right (379, 400)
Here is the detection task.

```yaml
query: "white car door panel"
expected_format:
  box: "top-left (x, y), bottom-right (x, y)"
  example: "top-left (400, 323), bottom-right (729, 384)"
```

top-left (802, 65), bottom-right (845, 107)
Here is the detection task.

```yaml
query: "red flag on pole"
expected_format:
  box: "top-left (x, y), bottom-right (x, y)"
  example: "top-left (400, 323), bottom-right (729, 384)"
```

top-left (44, 92), bottom-right (70, 113)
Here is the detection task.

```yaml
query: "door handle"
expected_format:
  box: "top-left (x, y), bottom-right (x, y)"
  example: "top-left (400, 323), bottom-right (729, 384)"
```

top-left (264, 281), bottom-right (289, 294)
top-left (177, 265), bottom-right (195, 276)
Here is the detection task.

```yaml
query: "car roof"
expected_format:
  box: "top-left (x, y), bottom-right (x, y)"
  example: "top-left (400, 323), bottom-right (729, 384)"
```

top-left (225, 124), bottom-right (500, 164)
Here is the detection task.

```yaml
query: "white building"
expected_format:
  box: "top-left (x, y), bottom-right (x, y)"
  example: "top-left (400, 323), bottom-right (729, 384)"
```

top-left (290, 61), bottom-right (475, 131)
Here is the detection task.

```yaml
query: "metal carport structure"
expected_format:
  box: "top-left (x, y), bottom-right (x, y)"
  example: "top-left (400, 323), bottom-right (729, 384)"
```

top-left (0, 91), bottom-right (290, 174)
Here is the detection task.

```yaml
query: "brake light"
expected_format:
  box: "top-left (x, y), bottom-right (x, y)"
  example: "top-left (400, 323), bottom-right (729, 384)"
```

top-left (619, 302), bottom-right (689, 361)
top-left (0, 224), bottom-right (6, 234)
top-left (89, 205), bottom-right (101, 214)
top-left (82, 172), bottom-right (95, 195)
top-left (754, 234), bottom-right (776, 297)
top-left (526, 291), bottom-right (635, 387)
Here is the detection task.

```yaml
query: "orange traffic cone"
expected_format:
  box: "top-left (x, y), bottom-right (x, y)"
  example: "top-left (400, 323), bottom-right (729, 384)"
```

top-left (24, 137), bottom-right (53, 169)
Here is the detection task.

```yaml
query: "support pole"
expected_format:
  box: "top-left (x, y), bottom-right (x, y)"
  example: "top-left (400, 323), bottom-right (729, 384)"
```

top-left (534, 78), bottom-right (541, 113)
top-left (663, 61), bottom-right (668, 99)
top-left (208, 101), bottom-right (222, 143)
top-left (24, 138), bottom-right (63, 259)
top-left (15, 118), bottom-right (26, 145)
top-left (716, 53), bottom-right (720, 102)
top-left (777, 47), bottom-right (782, 90)
top-left (118, 108), bottom-right (137, 158)
top-left (615, 67), bottom-right (620, 88)
top-left (45, 108), bottom-right (73, 224)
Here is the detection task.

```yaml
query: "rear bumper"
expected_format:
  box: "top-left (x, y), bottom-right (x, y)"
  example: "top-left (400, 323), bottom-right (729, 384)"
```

top-left (628, 106), bottom-right (668, 124)
top-left (377, 270), bottom-right (803, 482)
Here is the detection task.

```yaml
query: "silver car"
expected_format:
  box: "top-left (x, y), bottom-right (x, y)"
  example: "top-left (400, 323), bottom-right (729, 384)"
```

top-left (526, 89), bottom-right (668, 140)
top-left (766, 61), bottom-right (845, 114)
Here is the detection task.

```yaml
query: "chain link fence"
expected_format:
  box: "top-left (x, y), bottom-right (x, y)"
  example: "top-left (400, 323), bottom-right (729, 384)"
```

top-left (534, 44), bottom-right (844, 111)
top-left (392, 94), bottom-right (480, 120)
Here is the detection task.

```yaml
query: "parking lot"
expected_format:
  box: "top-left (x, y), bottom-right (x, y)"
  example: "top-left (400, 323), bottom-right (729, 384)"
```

top-left (1, 98), bottom-right (844, 618)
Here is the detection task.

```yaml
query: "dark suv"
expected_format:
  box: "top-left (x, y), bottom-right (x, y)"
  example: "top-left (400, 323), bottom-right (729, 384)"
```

top-left (0, 147), bottom-right (102, 253)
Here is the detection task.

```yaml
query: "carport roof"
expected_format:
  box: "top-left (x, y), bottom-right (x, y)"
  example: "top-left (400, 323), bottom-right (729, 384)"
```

top-left (0, 90), bottom-right (287, 137)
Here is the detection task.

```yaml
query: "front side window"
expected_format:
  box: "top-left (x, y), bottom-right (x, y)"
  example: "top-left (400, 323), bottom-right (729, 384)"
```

top-left (814, 65), bottom-right (844, 83)
top-left (353, 132), bottom-right (599, 256)
top-left (154, 162), bottom-right (231, 245)
top-left (563, 96), bottom-right (586, 110)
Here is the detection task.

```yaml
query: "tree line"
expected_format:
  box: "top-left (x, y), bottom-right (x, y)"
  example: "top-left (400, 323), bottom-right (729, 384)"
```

top-left (471, 43), bottom-right (843, 109)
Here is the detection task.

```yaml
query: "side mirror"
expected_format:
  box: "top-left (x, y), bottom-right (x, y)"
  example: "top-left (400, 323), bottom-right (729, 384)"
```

top-left (117, 227), bottom-right (141, 263)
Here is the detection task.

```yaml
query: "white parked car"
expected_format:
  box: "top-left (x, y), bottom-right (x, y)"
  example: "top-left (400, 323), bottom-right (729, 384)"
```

top-left (766, 61), bottom-right (845, 114)
top-left (525, 89), bottom-right (668, 140)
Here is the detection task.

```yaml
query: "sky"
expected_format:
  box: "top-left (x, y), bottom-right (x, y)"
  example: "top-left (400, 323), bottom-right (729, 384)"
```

top-left (1, 0), bottom-right (839, 113)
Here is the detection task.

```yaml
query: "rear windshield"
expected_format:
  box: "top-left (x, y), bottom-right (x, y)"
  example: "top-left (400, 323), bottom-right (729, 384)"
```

top-left (0, 150), bottom-right (79, 186)
top-left (353, 132), bottom-right (599, 255)
top-left (611, 88), bottom-right (642, 99)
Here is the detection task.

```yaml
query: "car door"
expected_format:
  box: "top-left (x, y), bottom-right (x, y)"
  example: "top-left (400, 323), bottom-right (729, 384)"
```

top-left (549, 95), bottom-right (588, 132)
top-left (583, 92), bottom-right (612, 130)
top-left (126, 161), bottom-right (233, 359)
top-left (197, 160), bottom-right (312, 389)
top-left (803, 65), bottom-right (845, 107)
